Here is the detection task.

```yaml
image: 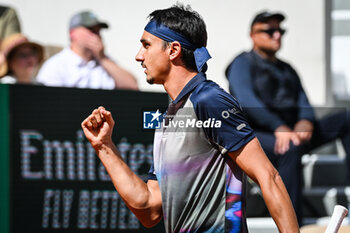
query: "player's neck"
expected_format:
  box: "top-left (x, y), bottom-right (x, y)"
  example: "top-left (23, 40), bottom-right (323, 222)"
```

top-left (163, 68), bottom-right (198, 101)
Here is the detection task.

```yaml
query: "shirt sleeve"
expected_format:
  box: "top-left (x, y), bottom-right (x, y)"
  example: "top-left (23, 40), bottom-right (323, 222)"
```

top-left (147, 164), bottom-right (157, 180)
top-left (191, 82), bottom-right (255, 153)
top-left (226, 53), bottom-right (286, 131)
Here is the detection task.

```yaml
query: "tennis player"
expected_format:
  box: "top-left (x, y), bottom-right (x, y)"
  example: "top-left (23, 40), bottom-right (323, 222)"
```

top-left (82, 4), bottom-right (299, 233)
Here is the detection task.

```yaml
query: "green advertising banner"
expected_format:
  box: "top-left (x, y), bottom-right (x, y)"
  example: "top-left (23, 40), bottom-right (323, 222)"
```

top-left (0, 84), bottom-right (168, 233)
top-left (0, 84), bottom-right (9, 233)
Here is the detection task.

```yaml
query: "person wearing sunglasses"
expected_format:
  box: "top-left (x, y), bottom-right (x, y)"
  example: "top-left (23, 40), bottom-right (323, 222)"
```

top-left (226, 11), bottom-right (350, 226)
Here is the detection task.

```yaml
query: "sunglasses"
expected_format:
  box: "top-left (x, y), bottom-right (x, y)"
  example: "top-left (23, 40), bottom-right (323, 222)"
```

top-left (255, 28), bottom-right (286, 37)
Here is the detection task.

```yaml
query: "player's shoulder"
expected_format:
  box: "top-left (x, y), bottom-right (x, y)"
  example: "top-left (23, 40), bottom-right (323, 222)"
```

top-left (190, 80), bottom-right (238, 108)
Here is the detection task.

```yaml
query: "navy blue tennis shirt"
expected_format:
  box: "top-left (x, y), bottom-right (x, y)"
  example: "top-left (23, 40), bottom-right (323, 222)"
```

top-left (226, 50), bottom-right (315, 132)
top-left (148, 72), bottom-right (255, 233)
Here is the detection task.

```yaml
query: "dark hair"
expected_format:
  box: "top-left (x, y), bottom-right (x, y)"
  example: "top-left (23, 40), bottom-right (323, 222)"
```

top-left (148, 4), bottom-right (207, 72)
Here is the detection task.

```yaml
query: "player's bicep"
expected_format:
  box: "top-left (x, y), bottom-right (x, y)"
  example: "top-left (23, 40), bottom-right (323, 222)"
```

top-left (146, 179), bottom-right (162, 206)
top-left (145, 180), bottom-right (163, 223)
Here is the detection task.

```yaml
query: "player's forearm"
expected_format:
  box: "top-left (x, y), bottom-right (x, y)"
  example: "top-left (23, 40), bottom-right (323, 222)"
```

top-left (82, 107), bottom-right (162, 226)
top-left (96, 142), bottom-right (151, 206)
top-left (96, 142), bottom-right (163, 226)
top-left (260, 171), bottom-right (300, 233)
top-left (228, 139), bottom-right (299, 232)
top-left (99, 57), bottom-right (139, 90)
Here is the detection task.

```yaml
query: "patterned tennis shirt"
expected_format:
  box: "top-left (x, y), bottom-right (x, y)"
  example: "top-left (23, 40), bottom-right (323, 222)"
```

top-left (148, 72), bottom-right (255, 233)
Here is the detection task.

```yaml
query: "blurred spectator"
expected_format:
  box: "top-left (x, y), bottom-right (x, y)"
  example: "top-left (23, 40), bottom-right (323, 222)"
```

top-left (0, 5), bottom-right (21, 79)
top-left (225, 11), bottom-right (350, 225)
top-left (0, 5), bottom-right (21, 42)
top-left (37, 10), bottom-right (138, 90)
top-left (0, 33), bottom-right (43, 84)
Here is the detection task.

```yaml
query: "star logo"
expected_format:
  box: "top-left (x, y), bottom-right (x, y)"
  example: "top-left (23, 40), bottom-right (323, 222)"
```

top-left (150, 109), bottom-right (162, 122)
top-left (143, 110), bottom-right (162, 129)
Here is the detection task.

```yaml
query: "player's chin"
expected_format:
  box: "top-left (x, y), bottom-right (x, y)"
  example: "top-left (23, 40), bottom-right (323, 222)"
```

top-left (146, 76), bottom-right (155, 84)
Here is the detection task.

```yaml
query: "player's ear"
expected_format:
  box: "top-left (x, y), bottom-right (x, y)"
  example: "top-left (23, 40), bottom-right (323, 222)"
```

top-left (169, 41), bottom-right (182, 60)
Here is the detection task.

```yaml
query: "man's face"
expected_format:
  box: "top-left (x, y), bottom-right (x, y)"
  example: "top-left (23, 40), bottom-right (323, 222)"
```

top-left (135, 31), bottom-right (171, 85)
top-left (250, 19), bottom-right (285, 54)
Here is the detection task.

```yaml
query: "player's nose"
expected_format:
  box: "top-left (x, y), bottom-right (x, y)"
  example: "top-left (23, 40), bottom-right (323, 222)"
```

top-left (135, 48), bottom-right (144, 62)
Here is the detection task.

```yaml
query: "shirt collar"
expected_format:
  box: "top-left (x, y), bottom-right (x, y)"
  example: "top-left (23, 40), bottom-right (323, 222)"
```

top-left (172, 72), bottom-right (206, 104)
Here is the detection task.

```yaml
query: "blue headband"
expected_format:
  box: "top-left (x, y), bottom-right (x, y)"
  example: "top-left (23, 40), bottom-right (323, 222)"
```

top-left (144, 20), bottom-right (211, 72)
